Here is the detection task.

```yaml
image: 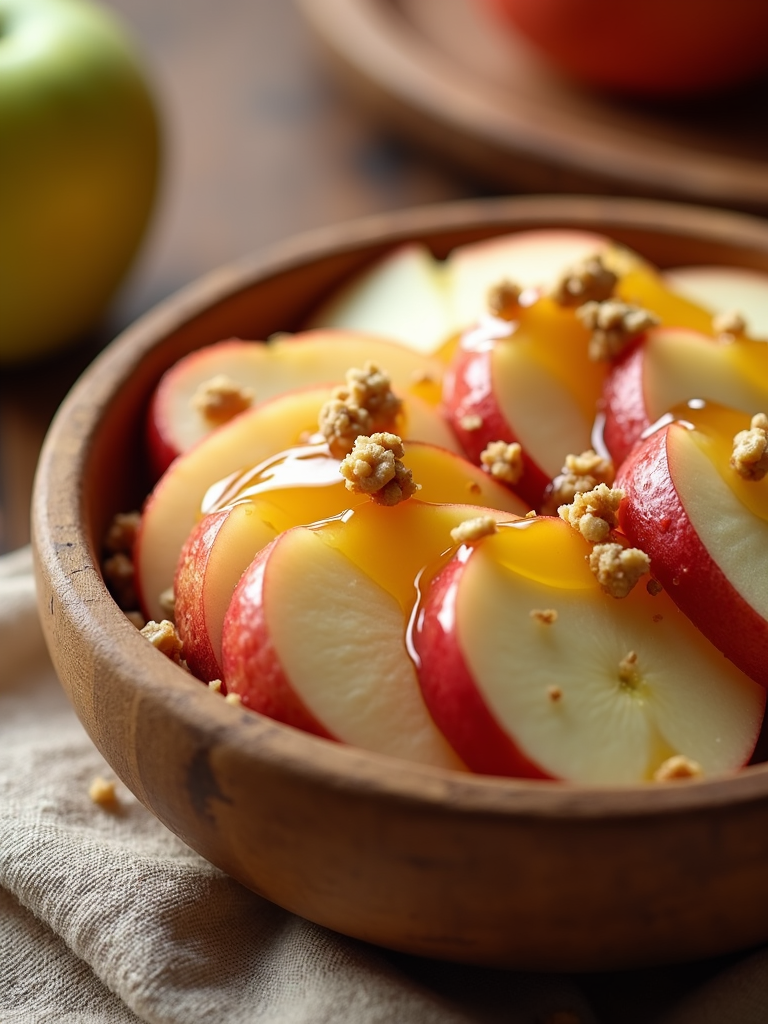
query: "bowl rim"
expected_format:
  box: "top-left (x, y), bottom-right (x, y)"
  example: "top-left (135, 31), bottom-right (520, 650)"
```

top-left (33, 192), bottom-right (768, 824)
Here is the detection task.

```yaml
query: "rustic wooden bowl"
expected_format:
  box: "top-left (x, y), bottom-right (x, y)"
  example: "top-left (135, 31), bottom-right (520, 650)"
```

top-left (32, 196), bottom-right (768, 971)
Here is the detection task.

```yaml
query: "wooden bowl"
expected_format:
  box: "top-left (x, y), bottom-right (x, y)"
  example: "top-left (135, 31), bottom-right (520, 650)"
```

top-left (32, 195), bottom-right (768, 971)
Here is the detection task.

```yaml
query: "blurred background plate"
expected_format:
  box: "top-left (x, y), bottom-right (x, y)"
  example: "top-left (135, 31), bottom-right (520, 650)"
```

top-left (297, 0), bottom-right (768, 210)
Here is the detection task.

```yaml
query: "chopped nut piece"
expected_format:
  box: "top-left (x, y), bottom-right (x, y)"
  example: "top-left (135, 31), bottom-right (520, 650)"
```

top-left (208, 678), bottom-right (223, 693)
top-left (543, 449), bottom-right (614, 512)
top-left (89, 777), bottom-right (117, 807)
top-left (524, 509), bottom-right (537, 519)
top-left (459, 414), bottom-right (484, 432)
top-left (339, 433), bottom-right (420, 506)
top-left (552, 253), bottom-right (618, 307)
top-left (531, 608), bottom-right (558, 625)
top-left (487, 278), bottom-right (521, 318)
top-left (654, 755), bottom-right (704, 782)
top-left (319, 362), bottom-right (402, 457)
top-left (140, 619), bottom-right (185, 664)
top-left (103, 510), bottom-right (141, 555)
top-left (589, 542), bottom-right (650, 598)
top-left (450, 516), bottom-right (497, 544)
top-left (558, 484), bottom-right (624, 543)
top-left (577, 299), bottom-right (659, 361)
top-left (192, 374), bottom-right (254, 424)
top-left (731, 413), bottom-right (768, 481)
top-left (103, 552), bottom-right (138, 610)
top-left (318, 397), bottom-right (373, 458)
top-left (713, 309), bottom-right (747, 338)
top-left (225, 692), bottom-right (242, 706)
top-left (547, 685), bottom-right (563, 702)
top-left (480, 440), bottom-right (523, 485)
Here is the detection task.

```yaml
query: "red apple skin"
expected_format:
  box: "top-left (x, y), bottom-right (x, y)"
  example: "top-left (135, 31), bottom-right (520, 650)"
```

top-left (599, 340), bottom-right (649, 468)
top-left (616, 424), bottom-right (768, 688)
top-left (221, 539), bottom-right (335, 739)
top-left (174, 508), bottom-right (228, 684)
top-left (443, 344), bottom-right (550, 508)
top-left (412, 552), bottom-right (551, 779)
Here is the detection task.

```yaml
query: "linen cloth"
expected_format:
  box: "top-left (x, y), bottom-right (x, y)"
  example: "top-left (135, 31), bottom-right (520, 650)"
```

top-left (1, 547), bottom-right (767, 1024)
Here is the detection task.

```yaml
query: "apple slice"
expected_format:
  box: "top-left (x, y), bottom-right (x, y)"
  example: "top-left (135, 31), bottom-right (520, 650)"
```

top-left (601, 327), bottom-right (768, 467)
top-left (443, 296), bottom-right (607, 507)
top-left (306, 244), bottom-right (454, 356)
top-left (617, 402), bottom-right (768, 688)
top-left (146, 329), bottom-right (445, 477)
top-left (413, 515), bottom-right (765, 782)
top-left (221, 501), bottom-right (519, 768)
top-left (136, 382), bottom-right (463, 622)
top-left (174, 443), bottom-right (528, 681)
top-left (664, 266), bottom-right (768, 340)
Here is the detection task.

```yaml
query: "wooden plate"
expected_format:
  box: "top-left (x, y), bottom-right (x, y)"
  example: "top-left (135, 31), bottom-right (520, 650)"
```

top-left (32, 196), bottom-right (768, 971)
top-left (297, 0), bottom-right (768, 210)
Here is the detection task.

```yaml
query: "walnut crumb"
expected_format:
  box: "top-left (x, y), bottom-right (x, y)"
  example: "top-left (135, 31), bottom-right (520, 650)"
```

top-left (225, 692), bottom-right (242, 706)
top-left (450, 516), bottom-right (497, 544)
top-left (543, 449), bottom-right (614, 512)
top-left (589, 542), bottom-right (650, 598)
top-left (531, 608), bottom-right (558, 625)
top-left (192, 374), bottom-right (254, 424)
top-left (339, 433), bottom-right (419, 506)
top-left (103, 510), bottom-right (141, 555)
top-left (459, 414), bottom-right (484, 432)
top-left (319, 362), bottom-right (402, 457)
top-left (713, 309), bottom-right (747, 338)
top-left (487, 278), bottom-right (522, 319)
top-left (89, 777), bottom-right (117, 807)
top-left (140, 619), bottom-right (184, 664)
top-left (654, 755), bottom-right (704, 782)
top-left (731, 413), bottom-right (768, 480)
top-left (208, 678), bottom-right (223, 693)
top-left (576, 299), bottom-right (659, 361)
top-left (558, 484), bottom-right (624, 543)
top-left (480, 440), bottom-right (523, 485)
top-left (546, 685), bottom-right (563, 702)
top-left (551, 253), bottom-right (618, 307)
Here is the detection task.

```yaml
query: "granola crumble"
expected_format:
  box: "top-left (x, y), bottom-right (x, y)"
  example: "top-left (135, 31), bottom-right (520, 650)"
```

top-left (551, 253), bottom-right (617, 307)
top-left (208, 678), bottom-right (223, 693)
top-left (576, 299), bottom-right (659, 361)
top-left (588, 542), bottom-right (650, 598)
top-left (339, 433), bottom-right (420, 506)
top-left (89, 777), bottom-right (117, 807)
top-left (713, 309), bottom-right (747, 339)
top-left (543, 449), bottom-right (614, 512)
top-left (319, 362), bottom-right (402, 457)
top-left (192, 374), bottom-right (254, 424)
top-left (487, 278), bottom-right (521, 319)
top-left (731, 413), bottom-right (768, 481)
top-left (103, 510), bottom-right (141, 555)
top-left (480, 440), bottom-right (523, 485)
top-left (450, 516), bottom-right (497, 544)
top-left (140, 618), bottom-right (185, 664)
top-left (103, 552), bottom-right (138, 611)
top-left (530, 608), bottom-right (558, 625)
top-left (558, 484), bottom-right (624, 543)
top-left (225, 692), bottom-right (242, 706)
top-left (654, 755), bottom-right (703, 782)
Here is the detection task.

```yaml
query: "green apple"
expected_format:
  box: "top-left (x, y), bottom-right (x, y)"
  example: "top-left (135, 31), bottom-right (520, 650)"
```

top-left (0, 0), bottom-right (160, 363)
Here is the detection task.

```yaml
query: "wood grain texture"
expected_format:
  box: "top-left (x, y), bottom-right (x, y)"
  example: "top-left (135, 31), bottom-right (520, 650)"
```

top-left (32, 196), bottom-right (768, 970)
top-left (298, 0), bottom-right (768, 209)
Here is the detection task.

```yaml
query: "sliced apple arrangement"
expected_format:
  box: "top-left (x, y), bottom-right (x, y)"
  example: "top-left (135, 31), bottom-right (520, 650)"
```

top-left (111, 227), bottom-right (768, 785)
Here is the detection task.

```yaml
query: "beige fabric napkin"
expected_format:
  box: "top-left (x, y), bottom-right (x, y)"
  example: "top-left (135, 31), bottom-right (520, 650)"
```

top-left (1, 547), bottom-right (766, 1024)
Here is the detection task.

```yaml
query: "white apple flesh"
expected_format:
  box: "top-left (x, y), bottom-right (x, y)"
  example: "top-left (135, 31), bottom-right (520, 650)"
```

top-left (413, 516), bottom-right (765, 783)
top-left (617, 405), bottom-right (768, 688)
top-left (664, 266), bottom-right (768, 340)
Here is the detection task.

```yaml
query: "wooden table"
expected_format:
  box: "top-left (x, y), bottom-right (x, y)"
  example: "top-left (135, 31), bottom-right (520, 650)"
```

top-left (0, 0), bottom-right (478, 553)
